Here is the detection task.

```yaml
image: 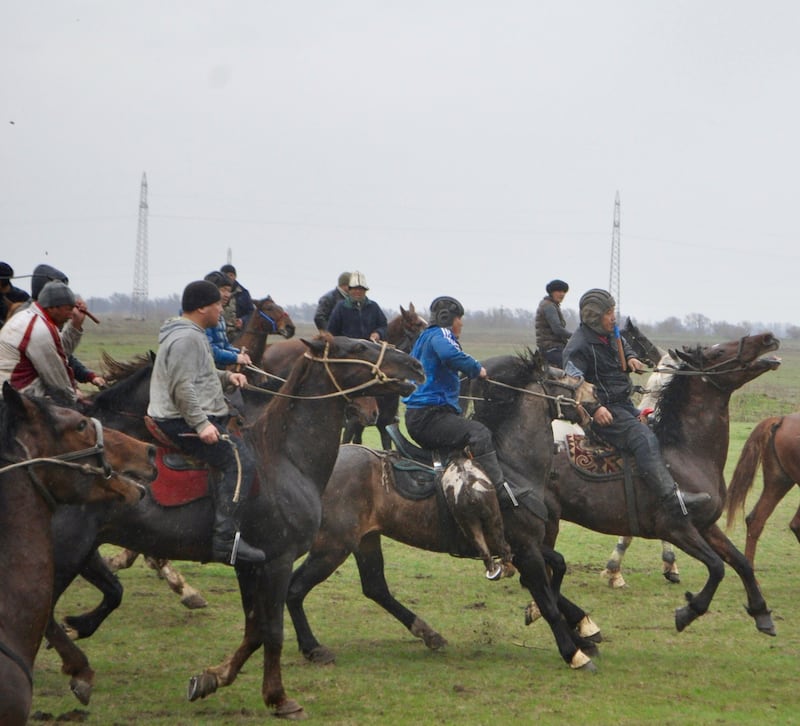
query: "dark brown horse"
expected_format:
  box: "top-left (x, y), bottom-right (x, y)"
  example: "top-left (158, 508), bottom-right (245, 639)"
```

top-left (479, 334), bottom-right (781, 635)
top-left (229, 295), bottom-right (296, 364)
top-left (725, 413), bottom-right (800, 564)
top-left (46, 337), bottom-right (423, 718)
top-left (287, 349), bottom-right (602, 672)
top-left (0, 383), bottom-right (155, 726)
top-left (341, 303), bottom-right (427, 449)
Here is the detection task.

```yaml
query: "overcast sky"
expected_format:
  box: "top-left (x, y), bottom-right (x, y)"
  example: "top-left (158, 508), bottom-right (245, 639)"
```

top-left (3, 2), bottom-right (798, 327)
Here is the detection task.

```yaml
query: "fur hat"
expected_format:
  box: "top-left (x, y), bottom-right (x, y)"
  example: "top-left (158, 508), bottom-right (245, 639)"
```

top-left (182, 280), bottom-right (221, 312)
top-left (579, 288), bottom-right (615, 334)
top-left (546, 279), bottom-right (569, 295)
top-left (38, 280), bottom-right (76, 308)
top-left (349, 271), bottom-right (369, 289)
top-left (32, 263), bottom-right (68, 300)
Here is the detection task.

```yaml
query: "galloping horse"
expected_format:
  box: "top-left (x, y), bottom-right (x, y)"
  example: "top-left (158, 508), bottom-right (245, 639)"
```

top-left (725, 412), bottom-right (800, 564)
top-left (287, 349), bottom-right (602, 672)
top-left (0, 383), bottom-right (155, 726)
top-left (485, 333), bottom-right (781, 635)
top-left (341, 303), bottom-right (426, 449)
top-left (46, 337), bottom-right (424, 718)
top-left (599, 319), bottom-right (680, 587)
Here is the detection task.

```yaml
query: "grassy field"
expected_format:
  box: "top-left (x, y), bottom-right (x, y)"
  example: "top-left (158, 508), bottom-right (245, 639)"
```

top-left (28, 320), bottom-right (800, 725)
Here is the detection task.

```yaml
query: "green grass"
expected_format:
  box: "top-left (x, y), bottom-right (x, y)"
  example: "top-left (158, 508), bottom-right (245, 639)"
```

top-left (28, 322), bottom-right (800, 725)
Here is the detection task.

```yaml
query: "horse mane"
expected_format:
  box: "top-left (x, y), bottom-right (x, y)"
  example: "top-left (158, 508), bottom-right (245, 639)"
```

top-left (89, 352), bottom-right (154, 412)
top-left (101, 351), bottom-right (155, 383)
top-left (651, 349), bottom-right (703, 447)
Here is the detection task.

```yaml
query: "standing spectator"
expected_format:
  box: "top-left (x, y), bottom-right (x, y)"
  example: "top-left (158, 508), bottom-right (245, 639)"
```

top-left (327, 271), bottom-right (387, 342)
top-left (220, 264), bottom-right (255, 337)
top-left (535, 279), bottom-right (572, 367)
top-left (314, 271), bottom-right (350, 334)
top-left (0, 262), bottom-right (31, 326)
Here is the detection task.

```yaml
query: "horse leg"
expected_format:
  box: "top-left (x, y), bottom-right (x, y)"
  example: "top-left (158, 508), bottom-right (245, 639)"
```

top-left (145, 556), bottom-right (208, 609)
top-left (287, 542), bottom-right (354, 663)
top-left (103, 547), bottom-right (140, 573)
top-left (63, 549), bottom-right (122, 640)
top-left (341, 418), bottom-right (363, 445)
top-left (743, 471), bottom-right (794, 564)
top-left (353, 533), bottom-right (448, 650)
top-left (789, 501), bottom-right (800, 547)
top-left (702, 523), bottom-right (775, 636)
top-left (600, 536), bottom-right (632, 588)
top-left (661, 541), bottom-right (680, 583)
top-left (45, 617), bottom-right (95, 706)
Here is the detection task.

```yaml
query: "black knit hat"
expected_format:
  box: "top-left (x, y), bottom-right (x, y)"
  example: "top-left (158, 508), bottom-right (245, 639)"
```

top-left (546, 279), bottom-right (569, 295)
top-left (38, 280), bottom-right (76, 308)
top-left (204, 271), bottom-right (232, 289)
top-left (220, 264), bottom-right (236, 275)
top-left (0, 262), bottom-right (13, 281)
top-left (182, 280), bottom-right (221, 312)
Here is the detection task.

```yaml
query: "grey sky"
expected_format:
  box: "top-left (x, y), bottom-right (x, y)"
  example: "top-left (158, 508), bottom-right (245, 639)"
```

top-left (3, 2), bottom-right (798, 326)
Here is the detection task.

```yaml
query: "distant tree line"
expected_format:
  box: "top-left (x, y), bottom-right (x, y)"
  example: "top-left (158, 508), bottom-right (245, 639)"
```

top-left (85, 294), bottom-right (800, 340)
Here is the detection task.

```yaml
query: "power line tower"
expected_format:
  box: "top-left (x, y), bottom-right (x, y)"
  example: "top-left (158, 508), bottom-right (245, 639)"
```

top-left (226, 247), bottom-right (232, 265)
top-left (608, 190), bottom-right (621, 317)
top-left (131, 173), bottom-right (149, 319)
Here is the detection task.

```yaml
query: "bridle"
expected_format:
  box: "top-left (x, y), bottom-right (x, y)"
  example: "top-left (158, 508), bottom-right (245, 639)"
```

top-left (652, 336), bottom-right (754, 392)
top-left (0, 416), bottom-right (115, 688)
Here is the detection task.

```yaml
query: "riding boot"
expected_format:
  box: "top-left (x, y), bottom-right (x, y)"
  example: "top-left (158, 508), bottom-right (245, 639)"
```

top-left (211, 474), bottom-right (265, 565)
top-left (472, 451), bottom-right (517, 508)
top-left (648, 467), bottom-right (711, 516)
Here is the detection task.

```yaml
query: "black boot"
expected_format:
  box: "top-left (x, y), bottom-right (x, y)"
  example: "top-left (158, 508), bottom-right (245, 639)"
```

top-left (650, 468), bottom-right (710, 516)
top-left (211, 476), bottom-right (265, 565)
top-left (473, 452), bottom-right (518, 507)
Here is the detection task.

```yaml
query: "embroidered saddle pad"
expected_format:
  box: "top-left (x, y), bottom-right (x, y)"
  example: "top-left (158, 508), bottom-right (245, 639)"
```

top-left (565, 433), bottom-right (625, 478)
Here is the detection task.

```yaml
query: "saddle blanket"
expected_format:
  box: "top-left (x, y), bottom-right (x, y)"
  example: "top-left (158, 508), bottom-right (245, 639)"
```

top-left (565, 433), bottom-right (624, 477)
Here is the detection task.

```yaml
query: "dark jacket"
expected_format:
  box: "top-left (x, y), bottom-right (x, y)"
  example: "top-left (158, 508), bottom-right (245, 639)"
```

top-left (314, 287), bottom-right (348, 331)
top-left (535, 296), bottom-right (571, 352)
top-left (562, 323), bottom-right (636, 406)
top-left (327, 297), bottom-right (388, 340)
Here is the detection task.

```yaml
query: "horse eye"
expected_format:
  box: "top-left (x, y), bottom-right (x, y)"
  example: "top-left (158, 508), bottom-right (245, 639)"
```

top-left (77, 420), bottom-right (88, 432)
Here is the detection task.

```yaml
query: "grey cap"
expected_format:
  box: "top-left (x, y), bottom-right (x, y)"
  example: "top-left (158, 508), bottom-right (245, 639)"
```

top-left (38, 280), bottom-right (76, 308)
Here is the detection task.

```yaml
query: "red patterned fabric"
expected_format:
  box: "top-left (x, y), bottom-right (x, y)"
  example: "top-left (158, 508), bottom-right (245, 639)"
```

top-left (565, 434), bottom-right (623, 476)
top-left (150, 448), bottom-right (210, 506)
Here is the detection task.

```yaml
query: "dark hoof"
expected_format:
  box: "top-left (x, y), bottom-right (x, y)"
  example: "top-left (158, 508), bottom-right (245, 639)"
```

top-left (579, 660), bottom-right (598, 673)
top-left (305, 646), bottom-right (336, 665)
top-left (187, 672), bottom-right (218, 701)
top-left (753, 610), bottom-right (777, 636)
top-left (674, 604), bottom-right (697, 632)
top-left (70, 679), bottom-right (92, 706)
top-left (180, 593), bottom-right (208, 609)
top-left (274, 698), bottom-right (307, 719)
top-left (663, 571), bottom-right (681, 584)
top-left (423, 632), bottom-right (448, 651)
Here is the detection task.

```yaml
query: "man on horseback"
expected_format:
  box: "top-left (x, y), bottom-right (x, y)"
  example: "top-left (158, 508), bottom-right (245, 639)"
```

top-left (562, 288), bottom-right (710, 516)
top-left (148, 279), bottom-right (265, 565)
top-left (314, 271), bottom-right (350, 334)
top-left (402, 296), bottom-right (514, 579)
top-left (535, 279), bottom-right (572, 367)
top-left (327, 271), bottom-right (387, 342)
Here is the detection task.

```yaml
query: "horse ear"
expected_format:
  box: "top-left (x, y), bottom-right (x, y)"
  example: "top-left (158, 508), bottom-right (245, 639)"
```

top-left (301, 337), bottom-right (327, 355)
top-left (408, 302), bottom-right (415, 313)
top-left (2, 381), bottom-right (29, 419)
top-left (400, 305), bottom-right (407, 316)
top-left (673, 348), bottom-right (696, 365)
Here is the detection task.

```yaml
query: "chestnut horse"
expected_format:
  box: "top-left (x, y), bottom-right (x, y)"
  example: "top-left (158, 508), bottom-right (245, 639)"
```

top-left (482, 334), bottom-right (781, 635)
top-left (0, 383), bottom-right (155, 726)
top-left (229, 294), bottom-right (295, 364)
top-left (46, 337), bottom-right (423, 718)
top-left (287, 349), bottom-right (602, 672)
top-left (725, 413), bottom-right (800, 564)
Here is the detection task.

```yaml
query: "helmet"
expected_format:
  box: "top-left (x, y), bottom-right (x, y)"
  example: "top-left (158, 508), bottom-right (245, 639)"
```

top-left (430, 296), bottom-right (464, 327)
top-left (349, 271), bottom-right (369, 289)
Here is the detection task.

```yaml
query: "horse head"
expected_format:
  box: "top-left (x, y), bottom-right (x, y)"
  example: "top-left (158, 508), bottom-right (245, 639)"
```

top-left (1, 382), bottom-right (153, 506)
top-left (300, 336), bottom-right (424, 397)
top-left (254, 296), bottom-right (296, 339)
top-left (622, 318), bottom-right (662, 367)
top-left (387, 303), bottom-right (427, 353)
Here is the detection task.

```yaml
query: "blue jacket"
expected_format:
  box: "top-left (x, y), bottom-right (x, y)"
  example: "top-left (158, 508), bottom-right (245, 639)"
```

top-left (205, 318), bottom-right (240, 367)
top-left (402, 325), bottom-right (482, 413)
top-left (327, 297), bottom-right (388, 340)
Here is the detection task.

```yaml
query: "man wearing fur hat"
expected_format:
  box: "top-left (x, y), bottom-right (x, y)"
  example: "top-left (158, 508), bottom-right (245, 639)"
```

top-left (148, 280), bottom-right (265, 565)
top-left (0, 280), bottom-right (80, 404)
top-left (562, 288), bottom-right (710, 515)
top-left (535, 279), bottom-right (572, 367)
top-left (327, 271), bottom-right (387, 342)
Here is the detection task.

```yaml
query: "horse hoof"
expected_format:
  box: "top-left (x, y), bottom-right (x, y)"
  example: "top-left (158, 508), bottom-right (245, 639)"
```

top-left (70, 679), bottom-right (92, 706)
top-left (569, 650), bottom-right (597, 672)
top-left (663, 571), bottom-right (681, 584)
top-left (674, 605), bottom-right (696, 632)
top-left (305, 646), bottom-right (336, 665)
top-left (274, 698), bottom-right (307, 719)
top-left (524, 601), bottom-right (542, 626)
top-left (486, 564), bottom-right (503, 581)
top-left (187, 672), bottom-right (218, 701)
top-left (181, 593), bottom-right (208, 609)
top-left (423, 632), bottom-right (448, 650)
top-left (600, 569), bottom-right (626, 588)
top-left (754, 613), bottom-right (777, 636)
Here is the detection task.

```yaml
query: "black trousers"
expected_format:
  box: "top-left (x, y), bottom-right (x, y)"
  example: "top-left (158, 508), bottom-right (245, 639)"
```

top-left (405, 405), bottom-right (494, 459)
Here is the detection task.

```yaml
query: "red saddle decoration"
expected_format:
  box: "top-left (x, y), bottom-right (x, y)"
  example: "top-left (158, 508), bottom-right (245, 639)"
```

top-left (565, 433), bottom-right (624, 477)
top-left (150, 448), bottom-right (210, 506)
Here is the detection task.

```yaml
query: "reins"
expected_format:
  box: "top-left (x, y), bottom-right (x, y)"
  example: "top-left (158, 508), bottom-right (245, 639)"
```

top-left (463, 376), bottom-right (590, 420)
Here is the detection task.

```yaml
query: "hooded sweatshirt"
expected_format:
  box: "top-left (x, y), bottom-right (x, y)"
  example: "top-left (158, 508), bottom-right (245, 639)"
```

top-left (148, 317), bottom-right (232, 431)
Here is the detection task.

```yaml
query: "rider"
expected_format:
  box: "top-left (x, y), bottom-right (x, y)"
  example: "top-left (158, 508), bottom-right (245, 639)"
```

top-left (148, 279), bottom-right (265, 565)
top-left (203, 271), bottom-right (252, 369)
top-left (314, 271), bottom-right (351, 334)
top-left (562, 288), bottom-right (710, 516)
top-left (402, 295), bottom-right (514, 579)
top-left (220, 264), bottom-right (255, 337)
top-left (535, 279), bottom-right (572, 367)
top-left (326, 271), bottom-right (387, 342)
top-left (0, 262), bottom-right (31, 327)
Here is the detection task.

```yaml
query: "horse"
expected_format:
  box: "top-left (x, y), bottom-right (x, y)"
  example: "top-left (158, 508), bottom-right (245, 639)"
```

top-left (725, 413), bottom-right (800, 565)
top-left (229, 295), bottom-right (296, 364)
top-left (483, 333), bottom-right (781, 635)
top-left (0, 382), bottom-right (155, 726)
top-left (286, 348), bottom-right (603, 672)
top-left (45, 337), bottom-right (424, 718)
top-left (597, 318), bottom-right (681, 587)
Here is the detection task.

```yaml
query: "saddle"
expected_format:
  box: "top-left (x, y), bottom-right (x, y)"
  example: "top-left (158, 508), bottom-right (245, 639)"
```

top-left (564, 433), bottom-right (627, 479)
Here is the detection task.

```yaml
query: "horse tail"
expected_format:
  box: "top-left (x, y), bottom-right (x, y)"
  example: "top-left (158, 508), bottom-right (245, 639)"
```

top-left (725, 417), bottom-right (782, 529)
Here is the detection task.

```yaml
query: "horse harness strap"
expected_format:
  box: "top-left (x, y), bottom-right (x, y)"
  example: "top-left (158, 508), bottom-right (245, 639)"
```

top-left (0, 638), bottom-right (33, 688)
